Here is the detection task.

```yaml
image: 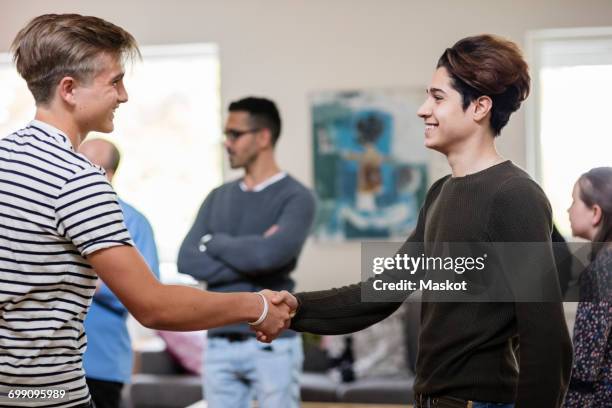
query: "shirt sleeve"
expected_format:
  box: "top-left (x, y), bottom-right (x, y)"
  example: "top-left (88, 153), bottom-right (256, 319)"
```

top-left (570, 301), bottom-right (612, 383)
top-left (177, 189), bottom-right (249, 285)
top-left (55, 167), bottom-right (132, 257)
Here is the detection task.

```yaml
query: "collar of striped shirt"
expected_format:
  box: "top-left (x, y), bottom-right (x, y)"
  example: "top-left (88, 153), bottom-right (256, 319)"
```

top-left (29, 119), bottom-right (75, 151)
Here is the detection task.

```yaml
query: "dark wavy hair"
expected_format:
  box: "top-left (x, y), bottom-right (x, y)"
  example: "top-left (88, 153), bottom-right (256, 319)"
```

top-left (437, 34), bottom-right (530, 136)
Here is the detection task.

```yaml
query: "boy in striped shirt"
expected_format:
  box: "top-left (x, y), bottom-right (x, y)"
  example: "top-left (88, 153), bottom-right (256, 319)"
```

top-left (1, 13), bottom-right (294, 408)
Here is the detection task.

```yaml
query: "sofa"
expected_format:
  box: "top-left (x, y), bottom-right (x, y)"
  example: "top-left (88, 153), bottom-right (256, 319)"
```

top-left (124, 301), bottom-right (421, 408)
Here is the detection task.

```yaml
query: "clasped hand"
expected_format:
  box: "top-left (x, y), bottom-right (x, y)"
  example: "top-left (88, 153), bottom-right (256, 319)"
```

top-left (250, 289), bottom-right (297, 343)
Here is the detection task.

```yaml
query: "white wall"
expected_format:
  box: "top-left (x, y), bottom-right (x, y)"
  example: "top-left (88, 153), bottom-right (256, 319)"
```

top-left (2, 0), bottom-right (612, 290)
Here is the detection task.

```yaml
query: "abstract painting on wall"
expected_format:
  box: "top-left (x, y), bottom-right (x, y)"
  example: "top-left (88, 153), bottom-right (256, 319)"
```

top-left (311, 89), bottom-right (428, 241)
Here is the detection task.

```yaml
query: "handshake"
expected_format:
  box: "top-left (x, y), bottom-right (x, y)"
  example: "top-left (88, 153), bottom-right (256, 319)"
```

top-left (248, 289), bottom-right (298, 343)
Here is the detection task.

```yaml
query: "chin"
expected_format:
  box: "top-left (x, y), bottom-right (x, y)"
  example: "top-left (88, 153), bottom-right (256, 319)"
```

top-left (570, 228), bottom-right (586, 240)
top-left (96, 123), bottom-right (114, 134)
top-left (424, 138), bottom-right (442, 152)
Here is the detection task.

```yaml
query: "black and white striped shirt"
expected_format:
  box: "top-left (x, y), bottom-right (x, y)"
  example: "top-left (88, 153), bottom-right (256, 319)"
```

top-left (0, 120), bottom-right (132, 407)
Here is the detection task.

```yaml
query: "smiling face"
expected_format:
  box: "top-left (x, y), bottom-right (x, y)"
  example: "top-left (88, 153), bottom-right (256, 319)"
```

top-left (416, 67), bottom-right (479, 154)
top-left (72, 53), bottom-right (128, 134)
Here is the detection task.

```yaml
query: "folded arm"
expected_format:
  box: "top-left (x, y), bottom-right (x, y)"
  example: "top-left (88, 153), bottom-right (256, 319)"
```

top-left (178, 238), bottom-right (246, 286)
top-left (206, 190), bottom-right (316, 273)
top-left (177, 191), bottom-right (246, 285)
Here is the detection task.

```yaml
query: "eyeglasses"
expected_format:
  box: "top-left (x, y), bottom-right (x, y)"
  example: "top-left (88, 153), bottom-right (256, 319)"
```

top-left (223, 128), bottom-right (261, 142)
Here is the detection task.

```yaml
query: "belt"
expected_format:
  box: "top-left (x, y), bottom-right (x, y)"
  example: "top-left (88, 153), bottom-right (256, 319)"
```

top-left (209, 332), bottom-right (255, 342)
top-left (414, 394), bottom-right (474, 408)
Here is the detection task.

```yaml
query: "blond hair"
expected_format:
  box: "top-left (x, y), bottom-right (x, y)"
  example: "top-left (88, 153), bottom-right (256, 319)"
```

top-left (11, 13), bottom-right (140, 105)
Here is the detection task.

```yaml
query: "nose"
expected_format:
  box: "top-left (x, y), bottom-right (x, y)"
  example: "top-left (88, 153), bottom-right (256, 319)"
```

top-left (118, 83), bottom-right (128, 104)
top-left (417, 98), bottom-right (431, 119)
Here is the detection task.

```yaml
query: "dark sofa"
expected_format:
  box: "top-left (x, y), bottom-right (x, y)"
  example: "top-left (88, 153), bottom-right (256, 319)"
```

top-left (124, 301), bottom-right (421, 408)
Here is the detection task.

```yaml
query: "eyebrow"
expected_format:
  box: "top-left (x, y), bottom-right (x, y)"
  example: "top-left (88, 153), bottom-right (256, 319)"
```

top-left (111, 72), bottom-right (125, 82)
top-left (426, 87), bottom-right (447, 94)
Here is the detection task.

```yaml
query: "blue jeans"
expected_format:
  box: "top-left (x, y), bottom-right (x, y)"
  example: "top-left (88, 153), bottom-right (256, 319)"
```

top-left (204, 335), bottom-right (303, 408)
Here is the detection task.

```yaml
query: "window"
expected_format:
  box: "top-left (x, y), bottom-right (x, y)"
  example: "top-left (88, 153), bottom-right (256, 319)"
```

top-left (0, 44), bottom-right (223, 282)
top-left (526, 28), bottom-right (612, 236)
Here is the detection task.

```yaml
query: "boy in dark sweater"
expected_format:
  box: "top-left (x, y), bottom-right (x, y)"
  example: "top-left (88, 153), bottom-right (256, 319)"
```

top-left (261, 35), bottom-right (573, 408)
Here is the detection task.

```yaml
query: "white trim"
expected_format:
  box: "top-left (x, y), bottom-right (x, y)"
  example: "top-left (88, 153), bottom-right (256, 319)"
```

top-left (240, 172), bottom-right (287, 192)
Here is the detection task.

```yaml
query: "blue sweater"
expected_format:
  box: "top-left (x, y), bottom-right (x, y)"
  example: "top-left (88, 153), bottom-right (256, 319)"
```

top-left (178, 175), bottom-right (315, 336)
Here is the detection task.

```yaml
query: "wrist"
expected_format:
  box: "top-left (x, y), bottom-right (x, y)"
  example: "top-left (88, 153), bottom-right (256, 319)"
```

top-left (248, 292), bottom-right (269, 326)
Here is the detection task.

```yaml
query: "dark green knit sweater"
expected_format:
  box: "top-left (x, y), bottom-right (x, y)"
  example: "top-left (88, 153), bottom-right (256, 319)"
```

top-left (291, 161), bottom-right (572, 407)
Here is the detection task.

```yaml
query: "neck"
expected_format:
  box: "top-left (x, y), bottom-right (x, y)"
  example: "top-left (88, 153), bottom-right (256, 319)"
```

top-left (242, 151), bottom-right (281, 189)
top-left (445, 130), bottom-right (504, 177)
top-left (588, 226), bottom-right (602, 242)
top-left (35, 107), bottom-right (85, 150)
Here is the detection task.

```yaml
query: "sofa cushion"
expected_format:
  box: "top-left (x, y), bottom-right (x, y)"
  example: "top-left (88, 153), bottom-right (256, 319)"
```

top-left (129, 374), bottom-right (202, 408)
top-left (338, 375), bottom-right (415, 404)
top-left (299, 372), bottom-right (339, 402)
top-left (138, 350), bottom-right (187, 375)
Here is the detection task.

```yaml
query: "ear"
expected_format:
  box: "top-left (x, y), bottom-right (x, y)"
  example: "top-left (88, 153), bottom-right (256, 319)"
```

top-left (472, 95), bottom-right (493, 122)
top-left (592, 204), bottom-right (603, 227)
top-left (57, 76), bottom-right (78, 106)
top-left (258, 128), bottom-right (273, 148)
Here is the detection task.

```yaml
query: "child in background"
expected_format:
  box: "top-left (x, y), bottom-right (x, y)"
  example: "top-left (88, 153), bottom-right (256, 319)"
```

top-left (564, 167), bottom-right (612, 407)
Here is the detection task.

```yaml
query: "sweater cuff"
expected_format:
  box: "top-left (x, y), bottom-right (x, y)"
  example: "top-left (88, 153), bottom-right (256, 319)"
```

top-left (289, 293), bottom-right (305, 331)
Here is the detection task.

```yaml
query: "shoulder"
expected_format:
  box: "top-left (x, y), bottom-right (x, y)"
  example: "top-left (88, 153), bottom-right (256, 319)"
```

top-left (280, 175), bottom-right (316, 204)
top-left (423, 174), bottom-right (451, 206)
top-left (199, 181), bottom-right (239, 206)
top-left (591, 246), bottom-right (612, 280)
top-left (430, 174), bottom-right (451, 192)
top-left (283, 174), bottom-right (313, 193)
top-left (491, 165), bottom-right (549, 208)
top-left (213, 179), bottom-right (241, 195)
top-left (485, 164), bottom-right (552, 241)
